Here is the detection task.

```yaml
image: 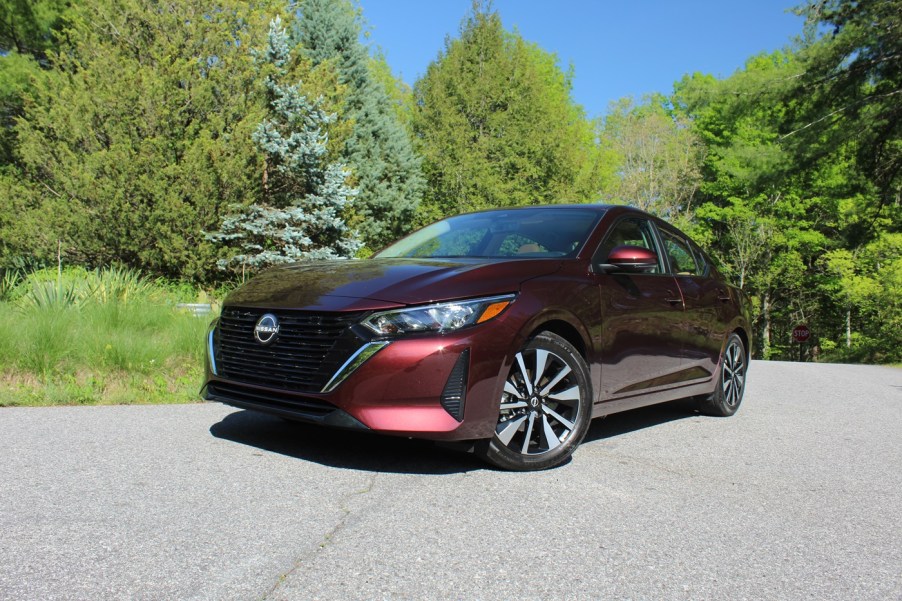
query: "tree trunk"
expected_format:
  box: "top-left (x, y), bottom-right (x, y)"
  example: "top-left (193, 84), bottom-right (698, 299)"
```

top-left (762, 292), bottom-right (771, 359)
top-left (846, 307), bottom-right (851, 348)
top-left (262, 157), bottom-right (269, 202)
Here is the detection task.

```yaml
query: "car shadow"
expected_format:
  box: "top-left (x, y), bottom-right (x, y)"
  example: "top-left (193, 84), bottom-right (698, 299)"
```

top-left (209, 409), bottom-right (485, 475)
top-left (211, 400), bottom-right (700, 473)
top-left (582, 398), bottom-right (699, 444)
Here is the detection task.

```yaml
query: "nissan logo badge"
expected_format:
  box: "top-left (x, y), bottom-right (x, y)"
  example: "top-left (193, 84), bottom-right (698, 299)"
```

top-left (254, 313), bottom-right (280, 345)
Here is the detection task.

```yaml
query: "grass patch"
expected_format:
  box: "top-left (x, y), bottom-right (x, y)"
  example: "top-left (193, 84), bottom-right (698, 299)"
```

top-left (0, 267), bottom-right (214, 406)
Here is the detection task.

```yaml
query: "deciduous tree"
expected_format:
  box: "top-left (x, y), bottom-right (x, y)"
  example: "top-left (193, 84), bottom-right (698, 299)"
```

top-left (600, 96), bottom-right (704, 225)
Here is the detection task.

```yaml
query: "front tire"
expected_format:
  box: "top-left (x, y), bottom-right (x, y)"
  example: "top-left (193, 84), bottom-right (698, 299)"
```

top-left (699, 332), bottom-right (747, 417)
top-left (480, 332), bottom-right (592, 471)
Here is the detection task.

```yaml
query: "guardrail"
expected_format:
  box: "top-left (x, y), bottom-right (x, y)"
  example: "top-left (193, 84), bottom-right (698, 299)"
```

top-left (176, 303), bottom-right (213, 316)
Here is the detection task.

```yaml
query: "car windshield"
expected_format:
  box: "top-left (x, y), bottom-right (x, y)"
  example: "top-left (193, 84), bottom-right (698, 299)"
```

top-left (375, 208), bottom-right (604, 259)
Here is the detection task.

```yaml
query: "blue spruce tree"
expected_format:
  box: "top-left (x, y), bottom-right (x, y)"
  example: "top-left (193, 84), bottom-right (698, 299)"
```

top-left (294, 0), bottom-right (423, 250)
top-left (210, 17), bottom-right (360, 273)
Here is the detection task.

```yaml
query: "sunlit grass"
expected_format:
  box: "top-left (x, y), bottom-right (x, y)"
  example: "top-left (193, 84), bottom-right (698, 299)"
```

top-left (0, 268), bottom-right (214, 406)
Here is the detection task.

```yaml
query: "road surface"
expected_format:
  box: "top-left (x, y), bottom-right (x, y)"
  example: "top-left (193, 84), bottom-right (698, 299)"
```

top-left (1, 360), bottom-right (900, 600)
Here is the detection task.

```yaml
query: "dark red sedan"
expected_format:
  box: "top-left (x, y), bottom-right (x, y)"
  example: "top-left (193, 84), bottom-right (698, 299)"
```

top-left (204, 205), bottom-right (751, 470)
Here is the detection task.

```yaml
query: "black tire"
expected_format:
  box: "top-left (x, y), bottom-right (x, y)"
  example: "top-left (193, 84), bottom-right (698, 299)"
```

top-left (699, 332), bottom-right (747, 417)
top-left (479, 332), bottom-right (592, 471)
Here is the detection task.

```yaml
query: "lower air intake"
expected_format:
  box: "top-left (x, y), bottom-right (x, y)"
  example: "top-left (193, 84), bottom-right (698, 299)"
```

top-left (440, 349), bottom-right (469, 422)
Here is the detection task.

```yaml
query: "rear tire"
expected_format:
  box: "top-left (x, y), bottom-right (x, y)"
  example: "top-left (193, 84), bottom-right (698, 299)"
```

top-left (699, 333), bottom-right (747, 417)
top-left (479, 332), bottom-right (592, 471)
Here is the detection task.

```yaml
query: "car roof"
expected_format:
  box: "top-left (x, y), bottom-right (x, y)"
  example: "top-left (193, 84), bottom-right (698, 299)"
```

top-left (456, 203), bottom-right (636, 217)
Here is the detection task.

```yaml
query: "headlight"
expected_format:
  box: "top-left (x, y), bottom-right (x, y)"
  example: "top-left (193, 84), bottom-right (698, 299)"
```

top-left (361, 294), bottom-right (516, 336)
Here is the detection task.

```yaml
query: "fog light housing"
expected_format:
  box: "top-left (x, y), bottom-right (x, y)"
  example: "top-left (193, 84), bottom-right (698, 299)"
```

top-left (440, 349), bottom-right (470, 422)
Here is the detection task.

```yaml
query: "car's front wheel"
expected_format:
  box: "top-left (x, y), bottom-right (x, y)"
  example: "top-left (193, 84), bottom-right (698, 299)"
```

top-left (480, 332), bottom-right (592, 471)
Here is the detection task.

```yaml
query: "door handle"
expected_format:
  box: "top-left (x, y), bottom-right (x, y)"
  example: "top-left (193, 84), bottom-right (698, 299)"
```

top-left (717, 288), bottom-right (732, 302)
top-left (665, 292), bottom-right (683, 306)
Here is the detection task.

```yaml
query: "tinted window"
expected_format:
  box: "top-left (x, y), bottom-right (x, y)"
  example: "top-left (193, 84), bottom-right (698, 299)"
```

top-left (689, 242), bottom-right (710, 276)
top-left (659, 229), bottom-right (700, 276)
top-left (376, 209), bottom-right (603, 259)
top-left (595, 218), bottom-right (662, 274)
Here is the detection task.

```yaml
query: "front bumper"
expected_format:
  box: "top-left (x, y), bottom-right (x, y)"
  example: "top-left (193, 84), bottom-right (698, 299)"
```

top-left (204, 318), bottom-right (518, 441)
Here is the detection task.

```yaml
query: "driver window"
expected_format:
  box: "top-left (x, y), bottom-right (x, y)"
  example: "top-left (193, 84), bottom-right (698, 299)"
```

top-left (595, 218), bottom-right (661, 274)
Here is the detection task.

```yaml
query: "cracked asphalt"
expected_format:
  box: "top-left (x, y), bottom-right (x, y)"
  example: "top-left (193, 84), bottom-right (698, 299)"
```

top-left (1, 360), bottom-right (901, 600)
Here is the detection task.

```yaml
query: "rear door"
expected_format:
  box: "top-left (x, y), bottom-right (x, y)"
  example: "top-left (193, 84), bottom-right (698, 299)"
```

top-left (656, 226), bottom-right (728, 380)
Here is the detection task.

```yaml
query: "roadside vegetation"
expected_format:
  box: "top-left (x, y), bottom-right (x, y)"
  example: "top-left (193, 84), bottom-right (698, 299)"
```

top-left (0, 0), bottom-right (899, 410)
top-left (0, 266), bottom-right (216, 406)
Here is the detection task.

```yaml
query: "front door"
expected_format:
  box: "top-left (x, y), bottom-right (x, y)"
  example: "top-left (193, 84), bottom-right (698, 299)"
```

top-left (593, 217), bottom-right (687, 399)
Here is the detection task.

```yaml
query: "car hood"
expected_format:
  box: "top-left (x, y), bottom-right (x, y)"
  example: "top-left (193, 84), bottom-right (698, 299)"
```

top-left (224, 257), bottom-right (563, 311)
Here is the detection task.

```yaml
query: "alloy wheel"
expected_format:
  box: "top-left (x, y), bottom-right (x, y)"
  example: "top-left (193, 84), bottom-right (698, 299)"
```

top-left (495, 348), bottom-right (582, 456)
top-left (721, 340), bottom-right (745, 407)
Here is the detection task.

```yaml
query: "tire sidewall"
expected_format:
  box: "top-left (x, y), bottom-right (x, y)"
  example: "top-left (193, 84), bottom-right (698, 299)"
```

top-left (710, 333), bottom-right (746, 416)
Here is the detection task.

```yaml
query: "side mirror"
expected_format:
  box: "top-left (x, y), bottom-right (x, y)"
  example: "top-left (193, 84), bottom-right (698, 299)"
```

top-left (598, 245), bottom-right (658, 273)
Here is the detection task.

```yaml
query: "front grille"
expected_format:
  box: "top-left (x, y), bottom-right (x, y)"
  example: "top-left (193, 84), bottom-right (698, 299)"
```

top-left (215, 307), bottom-right (366, 393)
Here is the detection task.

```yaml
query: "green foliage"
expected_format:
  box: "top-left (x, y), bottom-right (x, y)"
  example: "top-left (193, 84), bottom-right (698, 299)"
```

top-left (0, 267), bottom-right (210, 405)
top-left (600, 96), bottom-right (704, 224)
top-left (788, 0), bottom-right (901, 228)
top-left (0, 0), bottom-right (69, 59)
top-left (674, 29), bottom-right (900, 363)
top-left (2, 0), bottom-right (285, 282)
top-left (0, 0), bottom-right (70, 164)
top-left (209, 17), bottom-right (361, 272)
top-left (0, 268), bottom-right (22, 300)
top-left (294, 0), bottom-right (423, 250)
top-left (411, 3), bottom-right (606, 223)
top-left (368, 49), bottom-right (416, 135)
top-left (11, 265), bottom-right (158, 308)
top-left (817, 233), bottom-right (902, 362)
top-left (0, 51), bottom-right (40, 164)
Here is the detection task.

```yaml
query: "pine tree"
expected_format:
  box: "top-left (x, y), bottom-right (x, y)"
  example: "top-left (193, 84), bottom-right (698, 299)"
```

top-left (293, 0), bottom-right (423, 250)
top-left (210, 17), bottom-right (360, 272)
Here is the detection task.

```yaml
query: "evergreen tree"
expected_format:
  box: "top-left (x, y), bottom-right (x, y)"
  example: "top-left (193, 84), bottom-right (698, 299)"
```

top-left (3, 0), bottom-right (283, 281)
top-left (294, 0), bottom-right (423, 250)
top-left (411, 3), bottom-right (607, 223)
top-left (0, 0), bottom-right (69, 165)
top-left (210, 17), bottom-right (360, 272)
top-left (787, 0), bottom-right (901, 231)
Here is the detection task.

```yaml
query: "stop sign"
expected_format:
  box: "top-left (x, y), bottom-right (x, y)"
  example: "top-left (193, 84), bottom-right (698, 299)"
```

top-left (792, 325), bottom-right (811, 343)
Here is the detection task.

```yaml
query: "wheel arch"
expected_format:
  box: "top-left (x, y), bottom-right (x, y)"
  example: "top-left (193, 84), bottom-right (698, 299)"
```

top-left (525, 319), bottom-right (588, 360)
top-left (733, 326), bottom-right (750, 357)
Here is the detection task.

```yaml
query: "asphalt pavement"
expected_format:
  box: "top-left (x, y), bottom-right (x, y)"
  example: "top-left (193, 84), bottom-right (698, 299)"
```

top-left (1, 360), bottom-right (901, 600)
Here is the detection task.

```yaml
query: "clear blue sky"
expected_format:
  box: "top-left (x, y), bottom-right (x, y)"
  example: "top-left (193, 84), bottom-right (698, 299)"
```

top-left (359, 0), bottom-right (805, 118)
